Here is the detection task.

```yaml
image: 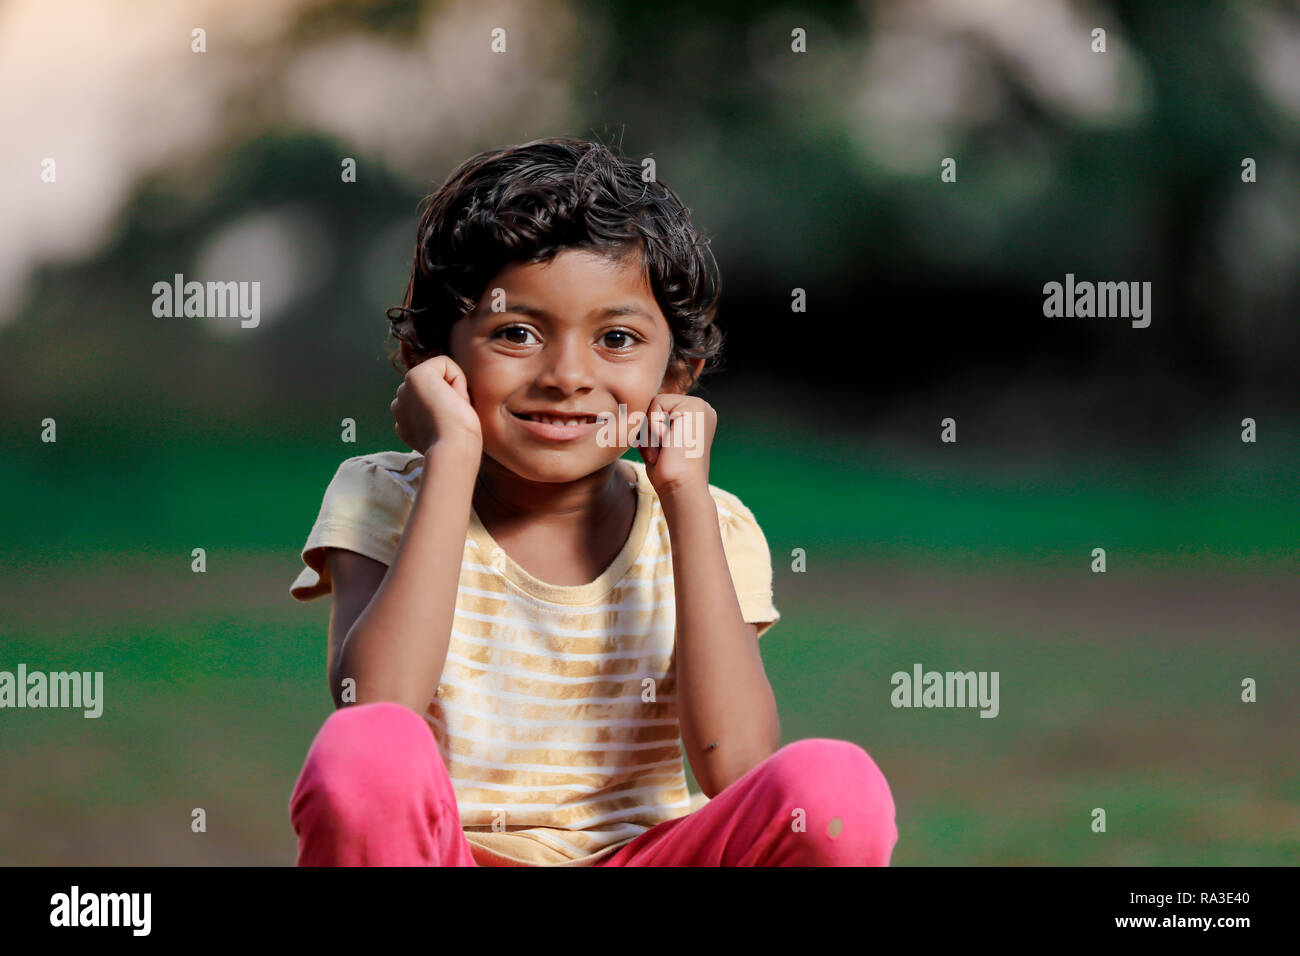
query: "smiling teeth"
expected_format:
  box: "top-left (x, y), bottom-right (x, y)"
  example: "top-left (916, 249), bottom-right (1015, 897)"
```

top-left (522, 414), bottom-right (595, 426)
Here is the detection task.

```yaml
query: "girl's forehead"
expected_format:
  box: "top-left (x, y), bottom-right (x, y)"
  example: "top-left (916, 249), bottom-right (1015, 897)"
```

top-left (476, 252), bottom-right (666, 325)
top-left (498, 248), bottom-right (650, 290)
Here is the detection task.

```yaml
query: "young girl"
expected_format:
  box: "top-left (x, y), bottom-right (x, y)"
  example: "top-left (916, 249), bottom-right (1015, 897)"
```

top-left (286, 137), bottom-right (897, 866)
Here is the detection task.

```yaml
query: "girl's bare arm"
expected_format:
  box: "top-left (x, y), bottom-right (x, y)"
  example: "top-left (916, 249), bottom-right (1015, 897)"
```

top-left (324, 548), bottom-right (386, 706)
top-left (326, 447), bottom-right (478, 715)
top-left (663, 484), bottom-right (781, 797)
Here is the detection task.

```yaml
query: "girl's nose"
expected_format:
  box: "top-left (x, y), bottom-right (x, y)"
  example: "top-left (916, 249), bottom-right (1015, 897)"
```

top-left (536, 334), bottom-right (595, 393)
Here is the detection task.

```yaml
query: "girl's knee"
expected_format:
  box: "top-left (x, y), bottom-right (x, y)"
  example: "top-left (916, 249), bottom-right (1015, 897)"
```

top-left (763, 738), bottom-right (898, 864)
top-left (291, 701), bottom-right (434, 823)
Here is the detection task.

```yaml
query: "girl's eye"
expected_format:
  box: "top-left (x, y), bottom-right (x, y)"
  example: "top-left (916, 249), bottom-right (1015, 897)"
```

top-left (495, 325), bottom-right (539, 346)
top-left (602, 329), bottom-right (640, 349)
top-left (493, 325), bottom-right (640, 349)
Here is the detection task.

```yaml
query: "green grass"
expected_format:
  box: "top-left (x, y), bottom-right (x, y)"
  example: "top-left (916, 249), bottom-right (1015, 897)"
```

top-left (0, 605), bottom-right (327, 865)
top-left (2, 556), bottom-right (1295, 865)
top-left (759, 601), bottom-right (1299, 865)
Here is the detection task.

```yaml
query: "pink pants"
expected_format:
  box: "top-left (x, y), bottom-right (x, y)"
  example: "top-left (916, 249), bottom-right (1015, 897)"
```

top-left (289, 701), bottom-right (898, 866)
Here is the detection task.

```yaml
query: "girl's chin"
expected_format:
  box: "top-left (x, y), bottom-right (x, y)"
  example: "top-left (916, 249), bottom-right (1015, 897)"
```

top-left (485, 450), bottom-right (619, 483)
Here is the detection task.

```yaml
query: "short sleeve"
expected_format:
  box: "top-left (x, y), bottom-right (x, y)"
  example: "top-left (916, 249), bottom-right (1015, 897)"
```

top-left (715, 492), bottom-right (781, 639)
top-left (289, 454), bottom-right (419, 602)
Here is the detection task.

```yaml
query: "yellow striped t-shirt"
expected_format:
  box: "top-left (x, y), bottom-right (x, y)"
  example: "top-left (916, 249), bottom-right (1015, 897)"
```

top-left (290, 450), bottom-right (780, 866)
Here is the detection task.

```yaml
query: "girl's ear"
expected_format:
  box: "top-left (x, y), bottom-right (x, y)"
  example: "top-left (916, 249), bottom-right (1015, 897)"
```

top-left (661, 356), bottom-right (705, 394)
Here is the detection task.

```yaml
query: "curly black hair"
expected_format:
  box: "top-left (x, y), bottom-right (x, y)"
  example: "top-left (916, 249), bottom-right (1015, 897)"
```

top-left (386, 137), bottom-right (724, 391)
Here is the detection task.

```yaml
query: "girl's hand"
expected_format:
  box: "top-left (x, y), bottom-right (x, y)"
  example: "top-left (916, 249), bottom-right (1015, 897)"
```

top-left (391, 356), bottom-right (482, 463)
top-left (636, 394), bottom-right (716, 500)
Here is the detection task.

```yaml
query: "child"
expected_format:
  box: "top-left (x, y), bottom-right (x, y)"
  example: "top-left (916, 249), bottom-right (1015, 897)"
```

top-left (286, 137), bottom-right (897, 866)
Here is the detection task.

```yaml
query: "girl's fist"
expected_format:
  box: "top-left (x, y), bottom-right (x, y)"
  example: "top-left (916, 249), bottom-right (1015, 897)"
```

top-left (391, 356), bottom-right (482, 461)
top-left (636, 393), bottom-right (716, 499)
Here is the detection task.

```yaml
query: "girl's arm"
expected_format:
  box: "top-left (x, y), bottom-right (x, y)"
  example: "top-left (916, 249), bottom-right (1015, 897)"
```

top-left (663, 483), bottom-right (782, 798)
top-left (328, 354), bottom-right (483, 715)
top-left (324, 548), bottom-right (387, 708)
top-left (329, 446), bottom-right (478, 715)
top-left (640, 391), bottom-right (781, 797)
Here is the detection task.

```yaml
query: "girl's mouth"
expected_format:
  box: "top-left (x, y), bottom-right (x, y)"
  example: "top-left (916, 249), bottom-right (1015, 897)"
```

top-left (510, 410), bottom-right (603, 441)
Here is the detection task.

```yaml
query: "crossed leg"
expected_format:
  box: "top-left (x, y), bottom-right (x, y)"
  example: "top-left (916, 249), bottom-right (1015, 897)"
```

top-left (597, 738), bottom-right (898, 866)
top-left (290, 702), bottom-right (897, 867)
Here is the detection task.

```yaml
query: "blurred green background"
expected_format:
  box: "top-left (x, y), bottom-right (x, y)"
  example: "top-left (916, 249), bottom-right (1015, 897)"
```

top-left (2, 0), bottom-right (1297, 865)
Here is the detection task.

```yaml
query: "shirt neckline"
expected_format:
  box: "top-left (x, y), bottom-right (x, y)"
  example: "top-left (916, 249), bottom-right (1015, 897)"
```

top-left (466, 458), bottom-right (653, 605)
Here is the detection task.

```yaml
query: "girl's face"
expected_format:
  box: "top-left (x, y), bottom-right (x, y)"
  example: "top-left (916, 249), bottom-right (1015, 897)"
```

top-left (445, 247), bottom-right (691, 484)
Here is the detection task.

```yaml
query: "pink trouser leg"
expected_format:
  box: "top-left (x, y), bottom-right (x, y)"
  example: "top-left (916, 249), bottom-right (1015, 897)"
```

top-left (288, 701), bottom-right (478, 866)
top-left (598, 738), bottom-right (898, 866)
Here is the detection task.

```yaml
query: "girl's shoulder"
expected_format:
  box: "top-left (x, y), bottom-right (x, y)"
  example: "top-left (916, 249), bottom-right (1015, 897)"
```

top-left (291, 450), bottom-right (425, 602)
top-left (704, 482), bottom-right (761, 527)
top-left (624, 458), bottom-right (769, 543)
top-left (320, 449), bottom-right (426, 504)
top-left (626, 459), bottom-right (781, 637)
